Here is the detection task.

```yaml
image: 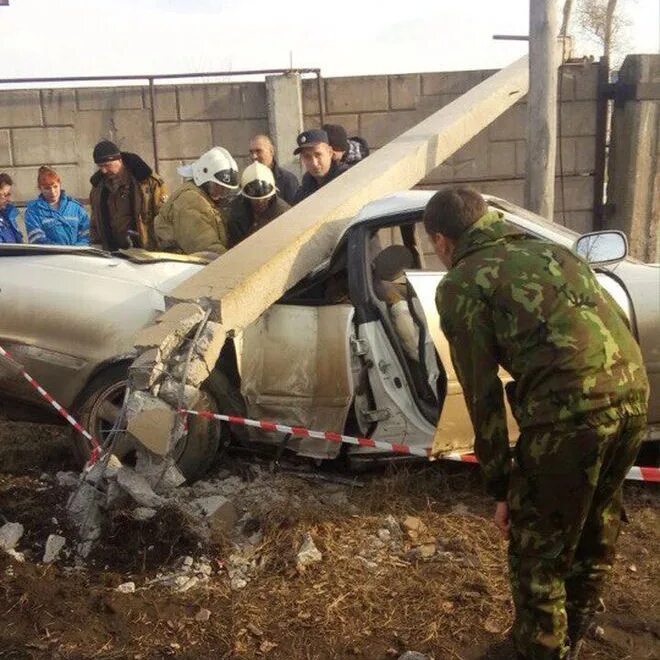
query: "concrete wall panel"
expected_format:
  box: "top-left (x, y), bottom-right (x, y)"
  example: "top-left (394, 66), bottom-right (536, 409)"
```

top-left (12, 127), bottom-right (77, 166)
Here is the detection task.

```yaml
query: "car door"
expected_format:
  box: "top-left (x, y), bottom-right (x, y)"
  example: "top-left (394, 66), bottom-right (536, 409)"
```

top-left (234, 303), bottom-right (356, 459)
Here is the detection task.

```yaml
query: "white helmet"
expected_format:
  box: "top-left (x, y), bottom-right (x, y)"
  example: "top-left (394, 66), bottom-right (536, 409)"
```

top-left (177, 146), bottom-right (239, 190)
top-left (240, 161), bottom-right (277, 200)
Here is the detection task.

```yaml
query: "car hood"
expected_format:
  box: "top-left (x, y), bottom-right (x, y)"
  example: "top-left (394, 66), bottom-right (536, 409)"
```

top-left (1, 247), bottom-right (205, 294)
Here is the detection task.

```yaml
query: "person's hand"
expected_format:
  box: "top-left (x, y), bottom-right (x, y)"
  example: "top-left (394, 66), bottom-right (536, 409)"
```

top-left (493, 501), bottom-right (510, 540)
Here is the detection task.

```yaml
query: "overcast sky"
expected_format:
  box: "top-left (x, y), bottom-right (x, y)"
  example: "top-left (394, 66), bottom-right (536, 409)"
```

top-left (1, 0), bottom-right (658, 84)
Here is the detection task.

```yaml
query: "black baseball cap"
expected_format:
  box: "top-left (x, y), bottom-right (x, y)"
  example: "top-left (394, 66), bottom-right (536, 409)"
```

top-left (322, 124), bottom-right (349, 152)
top-left (293, 129), bottom-right (329, 155)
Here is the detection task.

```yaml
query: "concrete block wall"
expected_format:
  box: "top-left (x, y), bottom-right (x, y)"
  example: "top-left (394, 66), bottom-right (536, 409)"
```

top-left (0, 64), bottom-right (598, 237)
top-left (0, 82), bottom-right (268, 203)
top-left (303, 61), bottom-right (599, 233)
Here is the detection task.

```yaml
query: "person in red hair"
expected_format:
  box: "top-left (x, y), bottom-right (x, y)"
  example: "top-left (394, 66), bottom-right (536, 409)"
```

top-left (24, 166), bottom-right (90, 245)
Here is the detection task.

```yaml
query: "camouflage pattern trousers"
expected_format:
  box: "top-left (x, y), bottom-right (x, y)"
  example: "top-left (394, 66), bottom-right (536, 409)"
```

top-left (507, 413), bottom-right (647, 659)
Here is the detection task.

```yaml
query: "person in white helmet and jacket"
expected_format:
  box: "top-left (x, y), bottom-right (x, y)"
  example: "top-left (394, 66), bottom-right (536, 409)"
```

top-left (155, 146), bottom-right (239, 256)
top-left (226, 161), bottom-right (290, 248)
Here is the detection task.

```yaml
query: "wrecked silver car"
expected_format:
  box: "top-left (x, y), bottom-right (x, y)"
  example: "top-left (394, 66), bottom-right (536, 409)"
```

top-left (1, 192), bottom-right (658, 478)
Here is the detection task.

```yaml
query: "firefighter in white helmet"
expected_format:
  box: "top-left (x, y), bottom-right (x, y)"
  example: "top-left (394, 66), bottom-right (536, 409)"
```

top-left (155, 146), bottom-right (239, 256)
top-left (226, 161), bottom-right (290, 248)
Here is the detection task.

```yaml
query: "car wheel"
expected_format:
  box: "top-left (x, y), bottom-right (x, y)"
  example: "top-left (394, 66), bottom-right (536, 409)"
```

top-left (71, 363), bottom-right (223, 483)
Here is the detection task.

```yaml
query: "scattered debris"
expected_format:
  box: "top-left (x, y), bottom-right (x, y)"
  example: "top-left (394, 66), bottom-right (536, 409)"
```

top-left (116, 467), bottom-right (164, 508)
top-left (56, 471), bottom-right (79, 488)
top-left (42, 534), bottom-right (66, 563)
top-left (132, 506), bottom-right (158, 521)
top-left (0, 522), bottom-right (24, 551)
top-left (195, 608), bottom-right (212, 622)
top-left (296, 532), bottom-right (323, 571)
top-left (116, 581), bottom-right (136, 594)
top-left (193, 495), bottom-right (237, 538)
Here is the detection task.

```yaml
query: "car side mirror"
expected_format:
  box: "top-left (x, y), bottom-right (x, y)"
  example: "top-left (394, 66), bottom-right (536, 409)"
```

top-left (574, 230), bottom-right (628, 265)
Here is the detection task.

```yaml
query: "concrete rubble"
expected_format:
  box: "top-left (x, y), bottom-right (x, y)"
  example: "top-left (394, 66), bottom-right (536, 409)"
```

top-left (56, 471), bottom-right (80, 488)
top-left (116, 581), bottom-right (136, 593)
top-left (0, 522), bottom-right (24, 551)
top-left (296, 533), bottom-right (323, 571)
top-left (42, 534), bottom-right (66, 563)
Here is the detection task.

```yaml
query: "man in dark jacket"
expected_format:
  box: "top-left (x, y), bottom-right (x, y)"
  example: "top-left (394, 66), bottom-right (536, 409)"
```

top-left (292, 129), bottom-right (348, 205)
top-left (424, 186), bottom-right (649, 660)
top-left (248, 134), bottom-right (299, 205)
top-left (323, 123), bottom-right (370, 167)
top-left (227, 162), bottom-right (290, 247)
top-left (89, 140), bottom-right (167, 251)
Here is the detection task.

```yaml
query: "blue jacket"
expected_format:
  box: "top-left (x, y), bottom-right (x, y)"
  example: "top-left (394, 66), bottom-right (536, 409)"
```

top-left (25, 192), bottom-right (90, 245)
top-left (0, 204), bottom-right (22, 243)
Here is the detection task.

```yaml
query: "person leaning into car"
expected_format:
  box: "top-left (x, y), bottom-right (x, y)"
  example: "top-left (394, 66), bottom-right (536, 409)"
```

top-left (226, 162), bottom-right (290, 248)
top-left (423, 186), bottom-right (649, 660)
top-left (25, 166), bottom-right (89, 245)
top-left (89, 140), bottom-right (168, 251)
top-left (154, 146), bottom-right (239, 257)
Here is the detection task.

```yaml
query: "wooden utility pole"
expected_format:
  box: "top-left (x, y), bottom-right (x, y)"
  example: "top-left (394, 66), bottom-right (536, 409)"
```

top-left (525, 0), bottom-right (559, 219)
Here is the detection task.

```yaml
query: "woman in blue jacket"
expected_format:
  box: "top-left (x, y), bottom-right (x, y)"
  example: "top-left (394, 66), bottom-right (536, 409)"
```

top-left (25, 166), bottom-right (90, 245)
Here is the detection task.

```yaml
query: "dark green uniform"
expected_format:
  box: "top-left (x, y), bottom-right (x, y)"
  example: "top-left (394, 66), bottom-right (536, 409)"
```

top-left (436, 211), bottom-right (649, 659)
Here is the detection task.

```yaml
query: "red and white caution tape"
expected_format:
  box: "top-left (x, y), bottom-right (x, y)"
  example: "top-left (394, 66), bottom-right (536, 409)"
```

top-left (625, 465), bottom-right (660, 483)
top-left (180, 409), bottom-right (431, 458)
top-left (0, 345), bottom-right (101, 464)
top-left (180, 409), bottom-right (660, 483)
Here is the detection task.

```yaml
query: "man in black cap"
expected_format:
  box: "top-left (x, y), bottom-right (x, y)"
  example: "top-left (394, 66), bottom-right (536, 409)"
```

top-left (89, 140), bottom-right (168, 251)
top-left (322, 123), bottom-right (370, 167)
top-left (292, 129), bottom-right (348, 205)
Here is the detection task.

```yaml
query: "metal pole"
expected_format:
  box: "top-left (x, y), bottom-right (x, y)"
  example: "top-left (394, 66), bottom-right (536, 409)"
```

top-left (525, 0), bottom-right (559, 219)
top-left (0, 68), bottom-right (322, 87)
top-left (148, 78), bottom-right (159, 173)
top-left (592, 56), bottom-right (610, 231)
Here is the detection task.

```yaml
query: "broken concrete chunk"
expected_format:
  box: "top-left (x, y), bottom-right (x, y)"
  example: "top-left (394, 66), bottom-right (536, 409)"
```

top-left (116, 581), bottom-right (136, 593)
top-left (133, 322), bottom-right (187, 362)
top-left (129, 347), bottom-right (163, 390)
top-left (193, 321), bottom-right (226, 371)
top-left (195, 608), bottom-right (212, 622)
top-left (126, 392), bottom-right (177, 456)
top-left (398, 652), bottom-right (430, 660)
top-left (173, 575), bottom-right (199, 592)
top-left (157, 302), bottom-right (205, 327)
top-left (383, 514), bottom-right (403, 539)
top-left (56, 471), bottom-right (80, 488)
top-left (116, 467), bottom-right (164, 508)
top-left (66, 482), bottom-right (103, 558)
top-left (296, 532), bottom-right (322, 571)
top-left (43, 534), bottom-right (66, 563)
top-left (0, 522), bottom-right (24, 551)
top-left (134, 451), bottom-right (186, 491)
top-left (5, 549), bottom-right (25, 563)
top-left (170, 355), bottom-right (211, 388)
top-left (133, 507), bottom-right (157, 521)
top-left (194, 495), bottom-right (237, 536)
top-left (158, 376), bottom-right (201, 409)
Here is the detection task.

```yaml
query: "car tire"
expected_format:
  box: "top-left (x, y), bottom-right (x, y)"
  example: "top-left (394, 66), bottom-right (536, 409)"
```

top-left (71, 363), bottom-right (224, 483)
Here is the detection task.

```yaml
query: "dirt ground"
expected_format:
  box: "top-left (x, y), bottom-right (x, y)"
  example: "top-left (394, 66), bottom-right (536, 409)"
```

top-left (0, 421), bottom-right (657, 660)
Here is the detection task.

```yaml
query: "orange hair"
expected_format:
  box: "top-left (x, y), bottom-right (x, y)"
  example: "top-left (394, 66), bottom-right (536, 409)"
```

top-left (37, 165), bottom-right (60, 187)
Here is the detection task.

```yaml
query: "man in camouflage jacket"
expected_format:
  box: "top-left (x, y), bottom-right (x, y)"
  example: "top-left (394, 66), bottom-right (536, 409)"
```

top-left (423, 187), bottom-right (649, 660)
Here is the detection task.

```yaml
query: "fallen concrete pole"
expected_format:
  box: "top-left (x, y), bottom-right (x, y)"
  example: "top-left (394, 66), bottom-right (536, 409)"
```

top-left (122, 55), bottom-right (530, 485)
top-left (171, 55), bottom-right (529, 330)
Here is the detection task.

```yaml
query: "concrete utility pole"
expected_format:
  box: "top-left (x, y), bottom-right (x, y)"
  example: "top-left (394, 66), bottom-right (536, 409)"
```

top-left (122, 56), bottom-right (531, 486)
top-left (525, 0), bottom-right (559, 219)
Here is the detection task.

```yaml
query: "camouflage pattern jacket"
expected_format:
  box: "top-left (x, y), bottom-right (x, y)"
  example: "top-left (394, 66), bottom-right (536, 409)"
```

top-left (436, 211), bottom-right (649, 500)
